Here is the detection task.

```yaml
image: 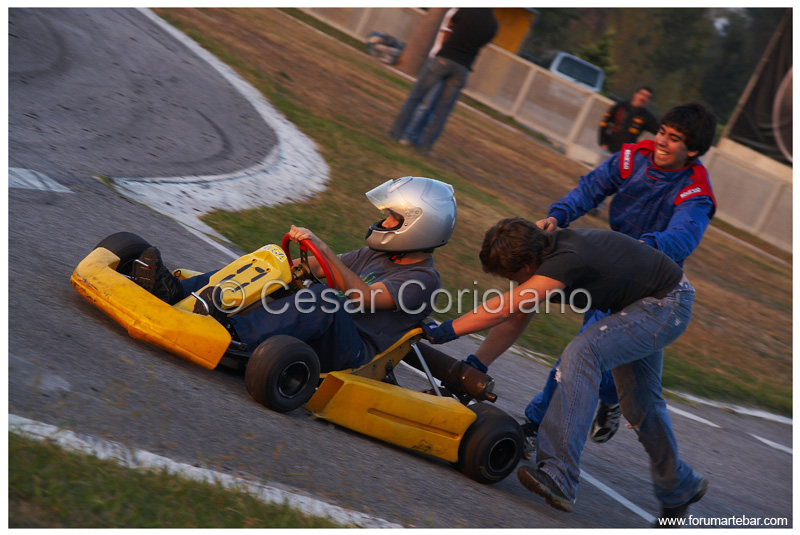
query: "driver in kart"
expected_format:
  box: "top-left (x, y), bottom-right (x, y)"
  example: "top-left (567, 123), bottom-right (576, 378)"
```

top-left (131, 176), bottom-right (457, 373)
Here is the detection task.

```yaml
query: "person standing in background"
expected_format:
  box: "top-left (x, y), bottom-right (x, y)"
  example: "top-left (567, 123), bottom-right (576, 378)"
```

top-left (397, 8), bottom-right (459, 147)
top-left (599, 86), bottom-right (659, 154)
top-left (389, 8), bottom-right (497, 155)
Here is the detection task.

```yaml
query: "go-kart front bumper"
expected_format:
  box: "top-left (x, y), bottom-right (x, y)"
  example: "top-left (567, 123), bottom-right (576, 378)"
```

top-left (70, 247), bottom-right (232, 369)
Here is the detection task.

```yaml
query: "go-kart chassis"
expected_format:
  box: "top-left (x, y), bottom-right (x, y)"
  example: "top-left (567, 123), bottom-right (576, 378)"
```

top-left (71, 234), bottom-right (524, 483)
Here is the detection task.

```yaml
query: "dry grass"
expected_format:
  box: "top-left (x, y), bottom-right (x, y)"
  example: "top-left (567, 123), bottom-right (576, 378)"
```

top-left (155, 8), bottom-right (792, 415)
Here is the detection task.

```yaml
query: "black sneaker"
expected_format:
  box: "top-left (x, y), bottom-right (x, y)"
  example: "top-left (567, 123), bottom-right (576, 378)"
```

top-left (517, 466), bottom-right (573, 512)
top-left (132, 247), bottom-right (184, 304)
top-left (654, 476), bottom-right (708, 528)
top-left (520, 420), bottom-right (539, 460)
top-left (589, 402), bottom-right (621, 443)
top-left (192, 286), bottom-right (229, 326)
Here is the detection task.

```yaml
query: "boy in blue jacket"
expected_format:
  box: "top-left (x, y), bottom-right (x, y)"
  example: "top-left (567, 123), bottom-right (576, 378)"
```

top-left (464, 101), bottom-right (717, 447)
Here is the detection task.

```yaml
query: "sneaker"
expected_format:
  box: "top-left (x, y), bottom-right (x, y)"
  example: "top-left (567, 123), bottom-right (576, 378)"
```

top-left (517, 466), bottom-right (573, 512)
top-left (654, 476), bottom-right (708, 528)
top-left (192, 286), bottom-right (229, 326)
top-left (132, 247), bottom-right (184, 304)
top-left (520, 420), bottom-right (538, 460)
top-left (589, 402), bottom-right (621, 443)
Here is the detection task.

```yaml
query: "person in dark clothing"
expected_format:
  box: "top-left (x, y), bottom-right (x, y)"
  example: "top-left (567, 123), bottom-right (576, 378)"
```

top-left (389, 8), bottom-right (497, 154)
top-left (422, 218), bottom-right (707, 525)
top-left (598, 86), bottom-right (659, 153)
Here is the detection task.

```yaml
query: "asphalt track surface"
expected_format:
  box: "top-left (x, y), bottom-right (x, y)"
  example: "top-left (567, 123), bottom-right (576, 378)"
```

top-left (8, 8), bottom-right (793, 529)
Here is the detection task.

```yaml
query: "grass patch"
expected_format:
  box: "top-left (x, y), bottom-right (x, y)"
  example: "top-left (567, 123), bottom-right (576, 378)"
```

top-left (278, 8), bottom-right (366, 52)
top-left (8, 433), bottom-right (343, 528)
top-left (152, 8), bottom-right (792, 416)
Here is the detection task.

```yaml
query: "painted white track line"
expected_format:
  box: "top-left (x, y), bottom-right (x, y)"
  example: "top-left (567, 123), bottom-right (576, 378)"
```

top-left (9, 167), bottom-right (72, 193)
top-left (667, 405), bottom-right (720, 428)
top-left (748, 433), bottom-right (793, 455)
top-left (9, 414), bottom-right (401, 528)
top-left (669, 391), bottom-right (792, 426)
top-left (579, 470), bottom-right (656, 524)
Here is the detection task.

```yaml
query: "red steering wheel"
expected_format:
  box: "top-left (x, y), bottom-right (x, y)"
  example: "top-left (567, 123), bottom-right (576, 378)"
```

top-left (281, 233), bottom-right (337, 289)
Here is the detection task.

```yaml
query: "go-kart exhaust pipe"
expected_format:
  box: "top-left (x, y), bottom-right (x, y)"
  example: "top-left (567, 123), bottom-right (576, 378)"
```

top-left (405, 342), bottom-right (496, 402)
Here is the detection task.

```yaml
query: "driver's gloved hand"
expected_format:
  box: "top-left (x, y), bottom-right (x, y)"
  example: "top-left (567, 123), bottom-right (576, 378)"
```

top-left (464, 353), bottom-right (488, 373)
top-left (422, 320), bottom-right (458, 345)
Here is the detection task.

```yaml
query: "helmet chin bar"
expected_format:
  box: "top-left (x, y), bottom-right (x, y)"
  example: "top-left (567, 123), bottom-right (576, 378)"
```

top-left (364, 218), bottom-right (400, 243)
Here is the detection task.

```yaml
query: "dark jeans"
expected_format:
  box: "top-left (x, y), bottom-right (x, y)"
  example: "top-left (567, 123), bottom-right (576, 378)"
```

top-left (389, 56), bottom-right (469, 152)
top-left (181, 273), bottom-right (370, 372)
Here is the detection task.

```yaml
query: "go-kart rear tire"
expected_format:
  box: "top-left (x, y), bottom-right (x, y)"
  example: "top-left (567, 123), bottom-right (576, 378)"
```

top-left (245, 335), bottom-right (320, 413)
top-left (94, 232), bottom-right (151, 276)
top-left (455, 403), bottom-right (524, 484)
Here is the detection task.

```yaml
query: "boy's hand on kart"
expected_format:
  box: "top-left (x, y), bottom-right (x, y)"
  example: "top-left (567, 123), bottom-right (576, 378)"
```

top-left (535, 217), bottom-right (558, 232)
top-left (422, 320), bottom-right (458, 345)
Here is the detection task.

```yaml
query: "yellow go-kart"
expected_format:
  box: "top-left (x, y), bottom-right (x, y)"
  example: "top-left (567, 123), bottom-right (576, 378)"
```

top-left (71, 232), bottom-right (525, 484)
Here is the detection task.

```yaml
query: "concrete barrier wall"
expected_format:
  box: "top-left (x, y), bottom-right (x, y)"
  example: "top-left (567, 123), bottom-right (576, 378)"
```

top-left (704, 142), bottom-right (793, 249)
top-left (303, 7), bottom-right (792, 253)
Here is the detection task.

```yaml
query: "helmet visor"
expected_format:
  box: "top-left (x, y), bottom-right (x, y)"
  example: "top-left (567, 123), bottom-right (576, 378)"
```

top-left (365, 177), bottom-right (413, 211)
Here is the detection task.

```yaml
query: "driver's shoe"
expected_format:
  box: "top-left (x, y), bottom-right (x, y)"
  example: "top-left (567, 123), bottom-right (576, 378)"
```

top-left (132, 247), bottom-right (184, 305)
top-left (192, 286), bottom-right (229, 326)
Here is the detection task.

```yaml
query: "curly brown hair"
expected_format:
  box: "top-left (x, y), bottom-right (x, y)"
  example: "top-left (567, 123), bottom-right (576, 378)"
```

top-left (479, 217), bottom-right (550, 278)
top-left (660, 101), bottom-right (717, 157)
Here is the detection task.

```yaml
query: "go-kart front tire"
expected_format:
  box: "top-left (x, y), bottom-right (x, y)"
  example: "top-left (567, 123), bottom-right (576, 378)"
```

top-left (456, 403), bottom-right (524, 484)
top-left (94, 232), bottom-right (151, 276)
top-left (245, 335), bottom-right (320, 413)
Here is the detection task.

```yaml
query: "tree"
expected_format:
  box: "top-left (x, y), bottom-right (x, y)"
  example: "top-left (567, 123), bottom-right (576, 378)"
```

top-left (518, 8), bottom-right (582, 60)
top-left (645, 9), bottom-right (715, 105)
top-left (699, 10), bottom-right (753, 122)
top-left (577, 28), bottom-right (618, 90)
top-left (514, 8), bottom-right (786, 122)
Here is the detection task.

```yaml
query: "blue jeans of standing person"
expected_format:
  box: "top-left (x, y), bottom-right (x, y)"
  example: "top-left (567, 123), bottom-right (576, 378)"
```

top-left (524, 309), bottom-right (618, 425)
top-left (535, 281), bottom-right (704, 507)
top-left (402, 81), bottom-right (443, 145)
top-left (181, 273), bottom-right (369, 373)
top-left (389, 56), bottom-right (469, 153)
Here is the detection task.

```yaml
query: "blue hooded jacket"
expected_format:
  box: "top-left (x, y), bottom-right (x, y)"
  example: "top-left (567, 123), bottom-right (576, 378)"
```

top-left (548, 140), bottom-right (716, 265)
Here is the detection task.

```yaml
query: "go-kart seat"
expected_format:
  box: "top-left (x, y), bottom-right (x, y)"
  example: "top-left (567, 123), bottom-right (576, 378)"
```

top-left (323, 328), bottom-right (424, 383)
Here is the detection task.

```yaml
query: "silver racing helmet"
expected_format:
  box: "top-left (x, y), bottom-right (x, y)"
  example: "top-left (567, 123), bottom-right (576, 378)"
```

top-left (365, 176), bottom-right (457, 253)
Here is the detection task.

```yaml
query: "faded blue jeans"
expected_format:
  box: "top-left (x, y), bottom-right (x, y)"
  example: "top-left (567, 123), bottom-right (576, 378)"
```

top-left (389, 56), bottom-right (469, 153)
top-left (402, 81), bottom-right (443, 145)
top-left (535, 280), bottom-right (704, 507)
top-left (525, 309), bottom-right (618, 425)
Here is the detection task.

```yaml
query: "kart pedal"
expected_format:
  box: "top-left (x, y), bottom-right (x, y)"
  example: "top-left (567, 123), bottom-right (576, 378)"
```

top-left (382, 361), bottom-right (398, 385)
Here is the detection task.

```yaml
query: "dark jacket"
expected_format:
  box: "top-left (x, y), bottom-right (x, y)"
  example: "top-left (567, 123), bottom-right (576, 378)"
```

top-left (598, 100), bottom-right (659, 153)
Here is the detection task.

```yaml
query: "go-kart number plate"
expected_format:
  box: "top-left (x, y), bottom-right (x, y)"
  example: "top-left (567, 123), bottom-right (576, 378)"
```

top-left (262, 244), bottom-right (287, 264)
top-left (204, 245), bottom-right (293, 311)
